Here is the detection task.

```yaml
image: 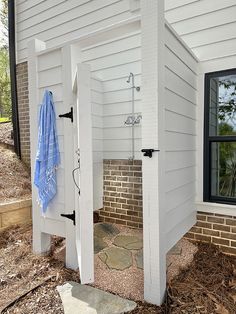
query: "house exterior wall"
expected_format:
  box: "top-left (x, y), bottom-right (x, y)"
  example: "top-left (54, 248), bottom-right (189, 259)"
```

top-left (15, 0), bottom-right (140, 63)
top-left (185, 212), bottom-right (236, 256)
top-left (192, 54), bottom-right (236, 255)
top-left (165, 0), bottom-right (236, 250)
top-left (16, 61), bottom-right (30, 166)
top-left (165, 0), bottom-right (236, 62)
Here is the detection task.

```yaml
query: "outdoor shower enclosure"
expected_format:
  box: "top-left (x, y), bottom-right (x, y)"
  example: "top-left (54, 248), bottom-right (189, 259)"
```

top-left (28, 1), bottom-right (198, 305)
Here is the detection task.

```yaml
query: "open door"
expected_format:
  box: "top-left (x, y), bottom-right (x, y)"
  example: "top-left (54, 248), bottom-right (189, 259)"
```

top-left (73, 63), bottom-right (94, 284)
top-left (28, 40), bottom-right (94, 284)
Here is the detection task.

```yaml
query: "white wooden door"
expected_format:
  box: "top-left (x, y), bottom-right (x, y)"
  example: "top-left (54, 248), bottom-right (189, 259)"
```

top-left (73, 63), bottom-right (94, 284)
top-left (28, 40), bottom-right (94, 284)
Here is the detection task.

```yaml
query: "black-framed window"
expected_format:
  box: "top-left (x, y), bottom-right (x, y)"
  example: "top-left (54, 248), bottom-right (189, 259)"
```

top-left (204, 68), bottom-right (236, 205)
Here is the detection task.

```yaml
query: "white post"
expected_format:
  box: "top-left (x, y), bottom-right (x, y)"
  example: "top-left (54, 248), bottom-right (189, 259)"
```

top-left (61, 45), bottom-right (78, 270)
top-left (28, 39), bottom-right (51, 254)
top-left (141, 0), bottom-right (166, 305)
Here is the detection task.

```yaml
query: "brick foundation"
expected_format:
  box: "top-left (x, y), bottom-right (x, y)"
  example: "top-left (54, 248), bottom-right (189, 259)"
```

top-left (99, 159), bottom-right (143, 228)
top-left (16, 62), bottom-right (30, 167)
top-left (185, 211), bottom-right (236, 255)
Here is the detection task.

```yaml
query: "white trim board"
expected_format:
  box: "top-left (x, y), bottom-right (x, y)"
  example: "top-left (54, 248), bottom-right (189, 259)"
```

top-left (196, 202), bottom-right (236, 217)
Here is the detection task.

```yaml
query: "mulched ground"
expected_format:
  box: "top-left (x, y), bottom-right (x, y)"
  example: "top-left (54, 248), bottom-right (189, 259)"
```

top-left (0, 146), bottom-right (31, 202)
top-left (0, 122), bottom-right (14, 146)
top-left (0, 224), bottom-right (236, 313)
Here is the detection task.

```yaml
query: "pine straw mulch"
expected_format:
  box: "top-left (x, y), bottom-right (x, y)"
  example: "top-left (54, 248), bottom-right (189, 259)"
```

top-left (164, 242), bottom-right (236, 314)
top-left (0, 224), bottom-right (236, 313)
top-left (0, 146), bottom-right (31, 202)
top-left (0, 122), bottom-right (13, 146)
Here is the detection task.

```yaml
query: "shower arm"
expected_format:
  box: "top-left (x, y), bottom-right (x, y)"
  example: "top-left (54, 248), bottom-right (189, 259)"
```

top-left (127, 72), bottom-right (135, 160)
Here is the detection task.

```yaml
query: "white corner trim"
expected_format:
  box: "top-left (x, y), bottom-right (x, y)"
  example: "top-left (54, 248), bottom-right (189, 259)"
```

top-left (196, 202), bottom-right (236, 217)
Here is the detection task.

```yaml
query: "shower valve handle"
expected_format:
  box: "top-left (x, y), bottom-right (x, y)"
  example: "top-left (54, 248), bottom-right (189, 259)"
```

top-left (141, 149), bottom-right (160, 158)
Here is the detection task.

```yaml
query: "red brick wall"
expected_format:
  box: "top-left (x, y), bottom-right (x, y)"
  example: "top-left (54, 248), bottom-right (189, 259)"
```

top-left (99, 159), bottom-right (143, 228)
top-left (185, 211), bottom-right (236, 255)
top-left (16, 62), bottom-right (30, 167)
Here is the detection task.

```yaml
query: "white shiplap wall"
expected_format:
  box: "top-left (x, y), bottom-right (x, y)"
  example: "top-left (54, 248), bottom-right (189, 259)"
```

top-left (16, 0), bottom-right (139, 62)
top-left (38, 50), bottom-right (65, 220)
top-left (164, 25), bottom-right (198, 251)
top-left (91, 76), bottom-right (104, 210)
top-left (80, 28), bottom-right (142, 160)
top-left (165, 0), bottom-right (236, 62)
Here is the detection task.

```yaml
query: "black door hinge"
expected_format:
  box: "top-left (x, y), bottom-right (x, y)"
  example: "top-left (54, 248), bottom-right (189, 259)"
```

top-left (61, 210), bottom-right (76, 225)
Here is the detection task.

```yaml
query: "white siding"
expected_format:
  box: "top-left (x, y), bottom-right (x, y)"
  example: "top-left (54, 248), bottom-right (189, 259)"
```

top-left (164, 25), bottom-right (198, 251)
top-left (165, 0), bottom-right (236, 61)
top-left (91, 77), bottom-right (103, 209)
top-left (16, 0), bottom-right (140, 62)
top-left (31, 47), bottom-right (66, 226)
top-left (80, 28), bottom-right (142, 160)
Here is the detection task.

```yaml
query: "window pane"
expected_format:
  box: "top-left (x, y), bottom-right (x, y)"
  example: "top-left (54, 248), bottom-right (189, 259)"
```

top-left (211, 142), bottom-right (236, 198)
top-left (209, 74), bottom-right (236, 136)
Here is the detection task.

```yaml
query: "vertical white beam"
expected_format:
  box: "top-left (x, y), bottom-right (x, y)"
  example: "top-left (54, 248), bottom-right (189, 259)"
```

top-left (76, 63), bottom-right (94, 283)
top-left (196, 72), bottom-right (205, 202)
top-left (61, 45), bottom-right (78, 270)
top-left (141, 0), bottom-right (166, 305)
top-left (28, 39), bottom-right (51, 254)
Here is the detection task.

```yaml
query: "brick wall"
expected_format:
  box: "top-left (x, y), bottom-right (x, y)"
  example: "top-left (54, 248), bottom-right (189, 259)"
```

top-left (16, 62), bottom-right (30, 167)
top-left (185, 211), bottom-right (236, 255)
top-left (99, 159), bottom-right (143, 228)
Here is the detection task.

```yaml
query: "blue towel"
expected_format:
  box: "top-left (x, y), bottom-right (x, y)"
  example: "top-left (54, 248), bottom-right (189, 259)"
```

top-left (34, 90), bottom-right (60, 213)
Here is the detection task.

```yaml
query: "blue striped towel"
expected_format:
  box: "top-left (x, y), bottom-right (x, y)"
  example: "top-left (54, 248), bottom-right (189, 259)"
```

top-left (34, 90), bottom-right (60, 213)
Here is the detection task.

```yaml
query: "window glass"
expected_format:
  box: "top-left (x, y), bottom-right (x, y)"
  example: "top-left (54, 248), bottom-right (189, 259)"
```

top-left (209, 75), bottom-right (236, 136)
top-left (211, 142), bottom-right (236, 198)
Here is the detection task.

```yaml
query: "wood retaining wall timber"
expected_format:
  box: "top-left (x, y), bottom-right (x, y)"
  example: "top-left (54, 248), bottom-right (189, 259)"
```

top-left (0, 198), bottom-right (32, 229)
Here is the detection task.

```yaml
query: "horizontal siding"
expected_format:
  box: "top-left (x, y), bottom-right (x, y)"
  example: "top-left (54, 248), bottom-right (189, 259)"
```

top-left (165, 0), bottom-right (236, 61)
top-left (91, 77), bottom-right (103, 210)
top-left (165, 0), bottom-right (236, 24)
top-left (165, 0), bottom-right (199, 11)
top-left (16, 0), bottom-right (138, 62)
top-left (36, 48), bottom-right (66, 221)
top-left (81, 30), bottom-right (142, 160)
top-left (164, 25), bottom-right (197, 247)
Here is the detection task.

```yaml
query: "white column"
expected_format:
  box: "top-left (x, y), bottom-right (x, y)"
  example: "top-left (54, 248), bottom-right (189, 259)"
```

top-left (141, 0), bottom-right (166, 305)
top-left (61, 45), bottom-right (79, 270)
top-left (28, 39), bottom-right (52, 254)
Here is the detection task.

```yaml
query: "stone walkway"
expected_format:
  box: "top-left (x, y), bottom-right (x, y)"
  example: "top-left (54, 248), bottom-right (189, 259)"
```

top-left (57, 282), bottom-right (136, 314)
top-left (94, 223), bottom-right (198, 291)
top-left (55, 223), bottom-right (197, 302)
top-left (94, 223), bottom-right (143, 271)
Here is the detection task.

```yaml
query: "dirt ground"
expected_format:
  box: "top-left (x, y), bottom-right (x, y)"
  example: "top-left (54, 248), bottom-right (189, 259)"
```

top-left (0, 147), bottom-right (31, 202)
top-left (0, 224), bottom-right (236, 313)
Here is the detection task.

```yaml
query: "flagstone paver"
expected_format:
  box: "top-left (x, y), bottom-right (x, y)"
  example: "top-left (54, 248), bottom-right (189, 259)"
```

top-left (94, 236), bottom-right (108, 254)
top-left (99, 247), bottom-right (132, 270)
top-left (57, 282), bottom-right (136, 314)
top-left (94, 223), bottom-right (120, 239)
top-left (113, 235), bottom-right (143, 250)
